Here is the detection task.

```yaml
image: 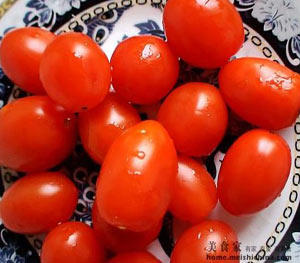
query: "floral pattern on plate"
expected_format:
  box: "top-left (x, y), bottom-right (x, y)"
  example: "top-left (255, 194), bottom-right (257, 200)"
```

top-left (236, 0), bottom-right (300, 67)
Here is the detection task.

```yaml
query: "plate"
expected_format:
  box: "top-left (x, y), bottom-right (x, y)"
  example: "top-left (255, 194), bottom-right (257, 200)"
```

top-left (0, 0), bottom-right (300, 263)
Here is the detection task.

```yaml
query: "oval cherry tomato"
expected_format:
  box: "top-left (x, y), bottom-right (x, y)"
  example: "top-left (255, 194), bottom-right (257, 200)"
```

top-left (219, 57), bottom-right (300, 130)
top-left (96, 120), bottom-right (177, 232)
top-left (0, 96), bottom-right (77, 172)
top-left (163, 0), bottom-right (244, 69)
top-left (41, 222), bottom-right (105, 263)
top-left (0, 27), bottom-right (55, 94)
top-left (157, 82), bottom-right (228, 157)
top-left (0, 172), bottom-right (78, 234)
top-left (111, 35), bottom-right (179, 104)
top-left (106, 252), bottom-right (160, 263)
top-left (171, 220), bottom-right (239, 263)
top-left (79, 93), bottom-right (141, 164)
top-left (92, 203), bottom-right (161, 253)
top-left (40, 32), bottom-right (111, 112)
top-left (169, 155), bottom-right (217, 223)
top-left (218, 129), bottom-right (291, 215)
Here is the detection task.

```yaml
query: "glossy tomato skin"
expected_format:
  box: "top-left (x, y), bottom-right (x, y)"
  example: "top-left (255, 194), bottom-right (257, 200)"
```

top-left (40, 32), bottom-right (111, 112)
top-left (169, 155), bottom-right (217, 223)
top-left (106, 252), bottom-right (160, 263)
top-left (0, 96), bottom-right (77, 172)
top-left (41, 222), bottom-right (105, 263)
top-left (219, 57), bottom-right (300, 130)
top-left (96, 120), bottom-right (177, 232)
top-left (171, 220), bottom-right (239, 263)
top-left (111, 35), bottom-right (179, 104)
top-left (79, 93), bottom-right (141, 164)
top-left (218, 129), bottom-right (291, 215)
top-left (0, 172), bottom-right (78, 234)
top-left (157, 82), bottom-right (228, 157)
top-left (163, 0), bottom-right (244, 69)
top-left (92, 203), bottom-right (161, 253)
top-left (0, 27), bottom-right (55, 94)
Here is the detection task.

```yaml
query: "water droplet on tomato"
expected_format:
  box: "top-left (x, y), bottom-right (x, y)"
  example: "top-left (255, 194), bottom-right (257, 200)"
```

top-left (73, 51), bottom-right (82, 58)
top-left (137, 151), bottom-right (145, 159)
top-left (128, 170), bottom-right (141, 175)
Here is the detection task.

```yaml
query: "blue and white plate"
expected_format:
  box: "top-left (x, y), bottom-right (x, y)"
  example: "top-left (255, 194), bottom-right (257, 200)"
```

top-left (0, 0), bottom-right (300, 262)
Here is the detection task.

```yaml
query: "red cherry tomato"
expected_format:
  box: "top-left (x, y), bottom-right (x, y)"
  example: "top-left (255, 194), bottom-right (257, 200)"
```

top-left (0, 96), bottom-right (77, 172)
top-left (157, 82), bottom-right (228, 157)
top-left (41, 222), bottom-right (105, 263)
top-left (79, 93), bottom-right (140, 164)
top-left (171, 220), bottom-right (239, 263)
top-left (0, 27), bottom-right (55, 94)
top-left (111, 35), bottom-right (179, 104)
top-left (106, 252), bottom-right (161, 263)
top-left (218, 129), bottom-right (291, 215)
top-left (219, 57), bottom-right (300, 130)
top-left (0, 172), bottom-right (78, 234)
top-left (163, 0), bottom-right (244, 69)
top-left (40, 32), bottom-right (111, 112)
top-left (92, 203), bottom-right (161, 253)
top-left (96, 120), bottom-right (177, 232)
top-left (169, 155), bottom-right (217, 223)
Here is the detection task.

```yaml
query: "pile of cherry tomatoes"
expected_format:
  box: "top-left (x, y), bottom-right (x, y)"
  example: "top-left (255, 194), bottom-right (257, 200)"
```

top-left (0, 0), bottom-right (299, 262)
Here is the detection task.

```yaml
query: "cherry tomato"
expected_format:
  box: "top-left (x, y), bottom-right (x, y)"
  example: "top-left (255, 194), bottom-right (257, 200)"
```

top-left (96, 120), bottom-right (177, 232)
top-left (92, 203), bottom-right (161, 253)
top-left (171, 220), bottom-right (239, 263)
top-left (111, 35), bottom-right (179, 104)
top-left (157, 82), bottom-right (228, 157)
top-left (169, 155), bottom-right (217, 223)
top-left (163, 0), bottom-right (244, 69)
top-left (106, 252), bottom-right (160, 263)
top-left (79, 93), bottom-right (140, 164)
top-left (41, 222), bottom-right (105, 263)
top-left (0, 96), bottom-right (77, 172)
top-left (40, 32), bottom-right (111, 112)
top-left (0, 172), bottom-right (78, 234)
top-left (0, 27), bottom-right (55, 94)
top-left (219, 57), bottom-right (300, 130)
top-left (218, 129), bottom-right (291, 215)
